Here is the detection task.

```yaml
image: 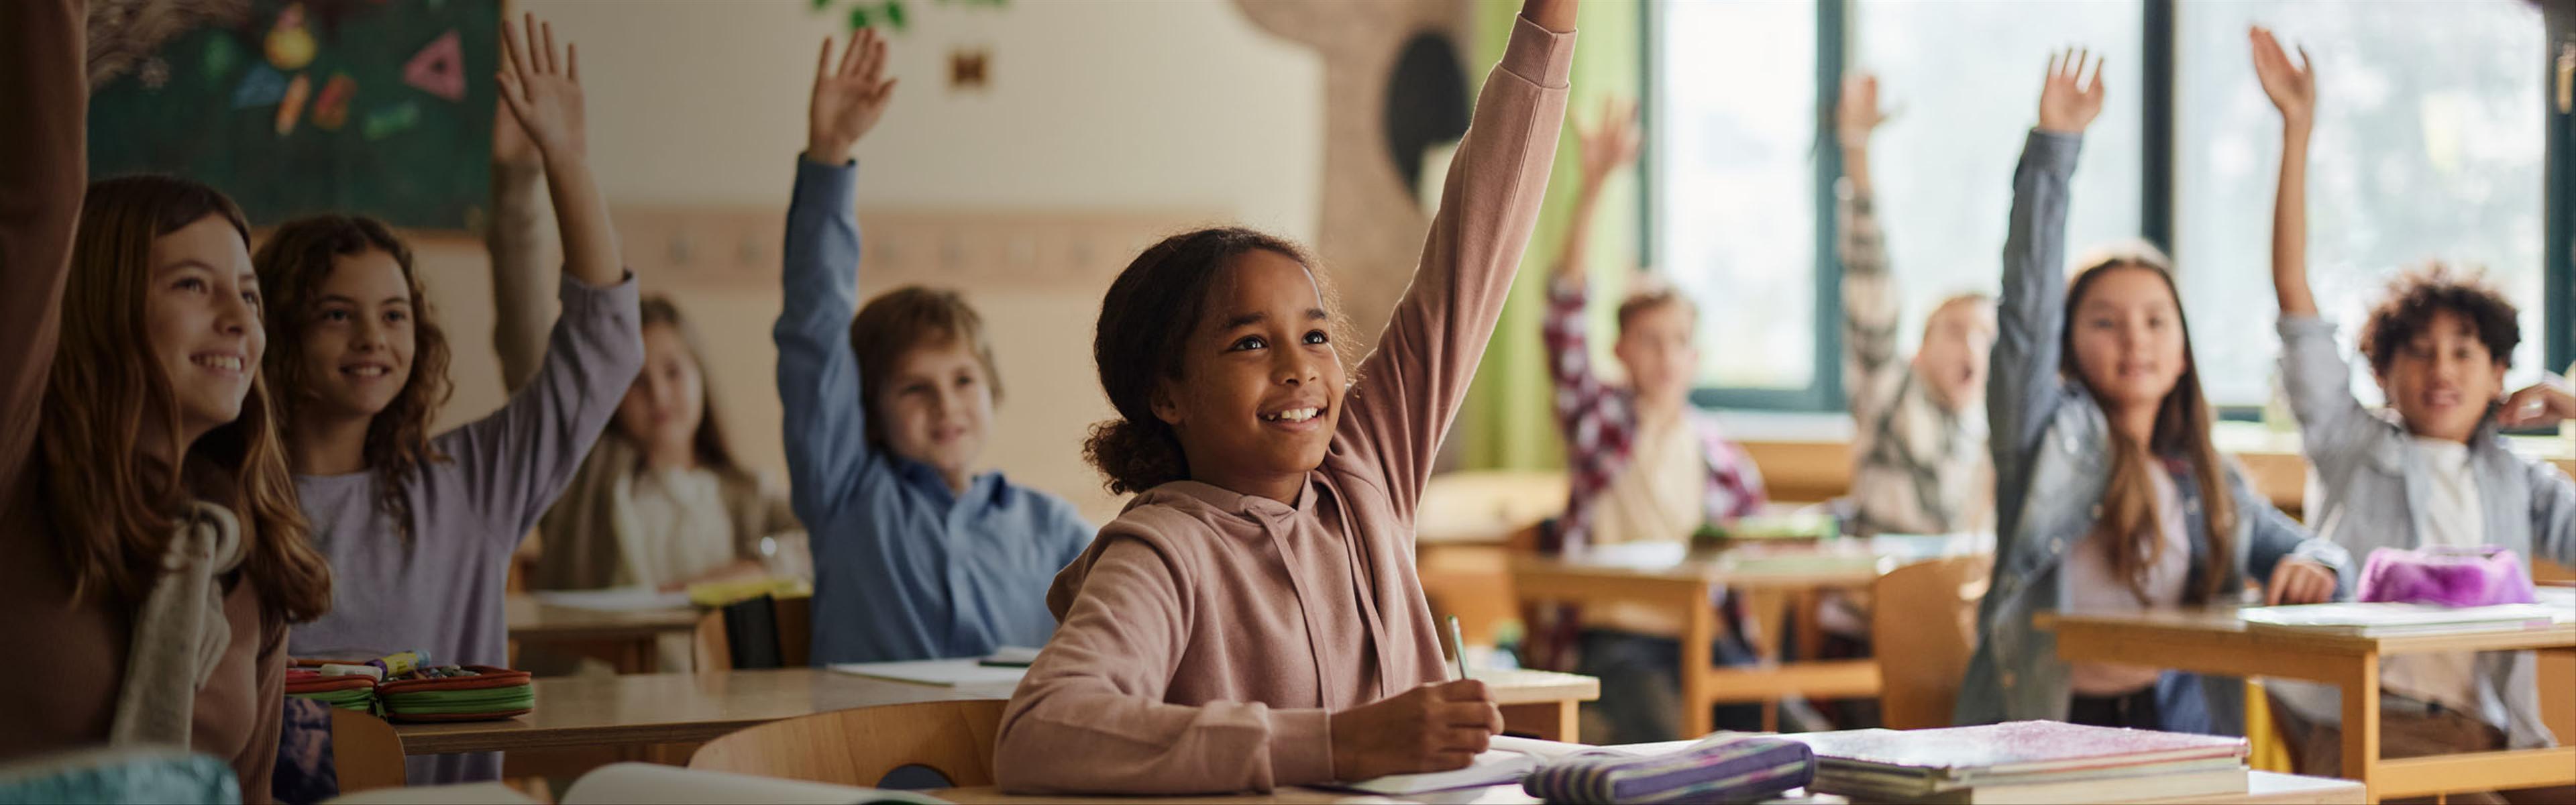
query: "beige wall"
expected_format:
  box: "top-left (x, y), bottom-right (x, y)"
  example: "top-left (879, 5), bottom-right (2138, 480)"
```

top-left (422, 1), bottom-right (1325, 524)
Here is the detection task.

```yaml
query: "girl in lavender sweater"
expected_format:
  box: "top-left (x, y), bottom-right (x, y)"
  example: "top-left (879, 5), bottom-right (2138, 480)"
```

top-left (259, 15), bottom-right (641, 784)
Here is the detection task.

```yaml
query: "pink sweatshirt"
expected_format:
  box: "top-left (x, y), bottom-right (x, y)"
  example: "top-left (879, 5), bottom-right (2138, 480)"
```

top-left (992, 18), bottom-right (1573, 795)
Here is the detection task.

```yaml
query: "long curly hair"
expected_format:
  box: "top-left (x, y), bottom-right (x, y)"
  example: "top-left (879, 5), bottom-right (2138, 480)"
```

top-left (43, 175), bottom-right (331, 622)
top-left (254, 215), bottom-right (453, 541)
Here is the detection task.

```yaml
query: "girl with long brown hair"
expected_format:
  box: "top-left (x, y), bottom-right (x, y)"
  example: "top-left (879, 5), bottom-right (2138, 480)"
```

top-left (0, 3), bottom-right (331, 800)
top-left (255, 15), bottom-right (643, 785)
top-left (1956, 49), bottom-right (2347, 736)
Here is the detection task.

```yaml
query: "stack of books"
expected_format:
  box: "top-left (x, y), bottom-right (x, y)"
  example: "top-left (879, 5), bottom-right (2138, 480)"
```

top-left (1786, 721), bottom-right (2249, 804)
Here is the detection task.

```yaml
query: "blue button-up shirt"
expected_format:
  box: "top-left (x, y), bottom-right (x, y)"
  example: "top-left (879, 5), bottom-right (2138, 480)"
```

top-left (776, 158), bottom-right (1095, 663)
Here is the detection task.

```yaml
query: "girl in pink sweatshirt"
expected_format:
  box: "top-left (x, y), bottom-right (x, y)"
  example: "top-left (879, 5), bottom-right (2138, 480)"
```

top-left (992, 1), bottom-right (1576, 794)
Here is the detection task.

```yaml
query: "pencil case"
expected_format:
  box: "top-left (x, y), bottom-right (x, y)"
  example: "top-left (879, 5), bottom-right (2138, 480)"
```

top-left (286, 659), bottom-right (386, 714)
top-left (1523, 734), bottom-right (1814, 805)
top-left (2358, 546), bottom-right (2536, 607)
top-left (376, 665), bottom-right (535, 723)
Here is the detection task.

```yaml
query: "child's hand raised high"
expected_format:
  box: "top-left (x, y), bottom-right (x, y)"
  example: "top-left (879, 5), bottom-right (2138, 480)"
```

top-left (496, 13), bottom-right (586, 161)
top-left (806, 30), bottom-right (899, 166)
top-left (2035, 48), bottom-right (2106, 136)
top-left (1574, 96), bottom-right (1640, 194)
top-left (2249, 27), bottom-right (2315, 130)
top-left (1836, 73), bottom-right (1890, 150)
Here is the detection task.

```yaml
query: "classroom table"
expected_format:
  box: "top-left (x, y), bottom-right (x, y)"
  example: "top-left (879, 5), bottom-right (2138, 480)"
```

top-left (1509, 535), bottom-right (1990, 737)
top-left (392, 666), bottom-right (1601, 756)
top-left (928, 770), bottom-right (2365, 804)
top-left (2041, 608), bottom-right (2576, 802)
top-left (502, 594), bottom-right (701, 674)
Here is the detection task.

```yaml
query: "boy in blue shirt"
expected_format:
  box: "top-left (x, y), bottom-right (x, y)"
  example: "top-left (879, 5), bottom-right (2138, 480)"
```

top-left (778, 30), bottom-right (1093, 663)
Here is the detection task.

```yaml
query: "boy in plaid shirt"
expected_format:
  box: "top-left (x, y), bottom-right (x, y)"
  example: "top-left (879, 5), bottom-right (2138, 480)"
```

top-left (1528, 98), bottom-right (1767, 743)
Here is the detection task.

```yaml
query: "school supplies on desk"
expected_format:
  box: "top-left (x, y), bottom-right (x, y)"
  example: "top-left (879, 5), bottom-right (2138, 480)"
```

top-left (2357, 546), bottom-right (2538, 606)
top-left (376, 665), bottom-right (534, 722)
top-left (1786, 721), bottom-right (2248, 804)
top-left (1521, 733), bottom-right (1815, 804)
top-left (830, 657), bottom-right (1028, 689)
top-left (974, 645), bottom-right (1043, 667)
top-left (2239, 601), bottom-right (2572, 637)
top-left (323, 763), bottom-right (949, 804)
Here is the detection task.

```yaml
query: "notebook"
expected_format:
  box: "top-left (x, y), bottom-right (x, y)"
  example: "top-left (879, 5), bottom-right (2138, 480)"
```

top-left (2239, 602), bottom-right (2571, 637)
top-left (1786, 721), bottom-right (2247, 799)
top-left (1325, 735), bottom-right (1601, 794)
top-left (830, 657), bottom-right (1029, 688)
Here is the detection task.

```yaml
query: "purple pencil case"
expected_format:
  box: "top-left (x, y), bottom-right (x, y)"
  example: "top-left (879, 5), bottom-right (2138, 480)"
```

top-left (2357, 546), bottom-right (2536, 607)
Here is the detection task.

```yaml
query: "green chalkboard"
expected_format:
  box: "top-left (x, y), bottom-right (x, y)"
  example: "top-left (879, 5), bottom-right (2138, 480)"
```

top-left (88, 0), bottom-right (498, 231)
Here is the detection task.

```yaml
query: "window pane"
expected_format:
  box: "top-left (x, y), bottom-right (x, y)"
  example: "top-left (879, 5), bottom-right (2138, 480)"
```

top-left (1852, 0), bottom-right (2145, 358)
top-left (2176, 1), bottom-right (2547, 407)
top-left (1653, 0), bottom-right (1818, 390)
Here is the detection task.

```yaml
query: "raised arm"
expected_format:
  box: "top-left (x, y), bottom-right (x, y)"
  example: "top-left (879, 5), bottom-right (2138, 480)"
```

top-left (497, 13), bottom-right (621, 289)
top-left (445, 15), bottom-right (644, 539)
top-left (1540, 96), bottom-right (1633, 494)
top-left (775, 31), bottom-right (897, 525)
top-left (1334, 1), bottom-right (1575, 521)
top-left (2255, 27), bottom-right (2318, 319)
top-left (1990, 51), bottom-right (2098, 476)
top-left (1836, 73), bottom-right (1904, 427)
top-left (0, 0), bottom-right (85, 493)
top-left (488, 111), bottom-right (557, 393)
top-left (1548, 96), bottom-right (1637, 291)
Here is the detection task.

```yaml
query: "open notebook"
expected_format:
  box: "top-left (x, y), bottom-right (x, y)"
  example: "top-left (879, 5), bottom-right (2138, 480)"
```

top-left (2239, 601), bottom-right (2574, 637)
top-left (325, 763), bottom-right (948, 804)
top-left (1324, 736), bottom-right (1700, 795)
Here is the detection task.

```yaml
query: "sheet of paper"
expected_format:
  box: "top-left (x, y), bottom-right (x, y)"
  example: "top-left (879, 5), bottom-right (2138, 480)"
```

top-left (559, 763), bottom-right (947, 805)
top-left (528, 588), bottom-right (693, 612)
top-left (829, 657), bottom-right (1030, 688)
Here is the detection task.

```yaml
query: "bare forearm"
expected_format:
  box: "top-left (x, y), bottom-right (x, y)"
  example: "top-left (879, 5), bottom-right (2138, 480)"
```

top-left (2269, 123), bottom-right (2315, 316)
top-left (1552, 189), bottom-right (1604, 285)
top-left (1841, 145), bottom-right (1872, 197)
top-left (542, 152), bottom-right (625, 287)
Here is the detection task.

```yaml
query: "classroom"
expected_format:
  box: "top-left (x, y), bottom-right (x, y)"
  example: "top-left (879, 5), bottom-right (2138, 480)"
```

top-left (3, 0), bottom-right (2573, 803)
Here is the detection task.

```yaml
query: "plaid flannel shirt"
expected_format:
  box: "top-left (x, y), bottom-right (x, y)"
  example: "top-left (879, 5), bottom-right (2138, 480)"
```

top-left (1541, 277), bottom-right (1767, 553)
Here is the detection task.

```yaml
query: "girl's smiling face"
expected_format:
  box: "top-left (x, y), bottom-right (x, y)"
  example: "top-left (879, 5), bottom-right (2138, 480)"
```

top-left (1152, 249), bottom-right (1345, 502)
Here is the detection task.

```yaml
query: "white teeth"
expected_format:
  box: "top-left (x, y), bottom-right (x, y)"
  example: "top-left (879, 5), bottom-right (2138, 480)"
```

top-left (347, 366), bottom-right (386, 378)
top-left (191, 356), bottom-right (242, 371)
top-left (1266, 407), bottom-right (1320, 423)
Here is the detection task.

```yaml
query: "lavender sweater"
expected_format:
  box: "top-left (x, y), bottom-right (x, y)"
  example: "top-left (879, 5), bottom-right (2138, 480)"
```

top-left (286, 274), bottom-right (641, 783)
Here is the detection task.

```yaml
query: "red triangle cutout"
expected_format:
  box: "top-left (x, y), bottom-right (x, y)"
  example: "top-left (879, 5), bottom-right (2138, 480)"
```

top-left (403, 30), bottom-right (464, 103)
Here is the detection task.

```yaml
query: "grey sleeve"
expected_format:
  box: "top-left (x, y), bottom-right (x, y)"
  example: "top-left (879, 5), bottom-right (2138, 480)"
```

top-left (2274, 315), bottom-right (2378, 473)
top-left (2528, 460), bottom-right (2576, 568)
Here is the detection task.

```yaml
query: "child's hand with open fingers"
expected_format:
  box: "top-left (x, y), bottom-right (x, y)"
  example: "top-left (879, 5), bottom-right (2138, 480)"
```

top-left (496, 13), bottom-right (586, 161)
top-left (808, 29), bottom-right (899, 165)
top-left (2249, 27), bottom-right (2315, 129)
top-left (2037, 48), bottom-right (2106, 136)
top-left (1574, 96), bottom-right (1639, 193)
top-left (1837, 73), bottom-right (1891, 150)
top-left (2266, 558), bottom-right (2338, 606)
top-left (2498, 376), bottom-right (2576, 429)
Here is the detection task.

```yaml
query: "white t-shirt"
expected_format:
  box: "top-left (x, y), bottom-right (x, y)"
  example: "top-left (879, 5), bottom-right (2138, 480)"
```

top-left (2379, 437), bottom-right (2485, 716)
top-left (1582, 413), bottom-right (1707, 635)
top-left (614, 466), bottom-right (740, 591)
top-left (2063, 469), bottom-right (2192, 696)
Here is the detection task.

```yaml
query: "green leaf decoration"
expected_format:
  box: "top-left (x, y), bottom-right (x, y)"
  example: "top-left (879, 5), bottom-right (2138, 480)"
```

top-left (847, 6), bottom-right (871, 29)
top-left (884, 0), bottom-right (907, 30)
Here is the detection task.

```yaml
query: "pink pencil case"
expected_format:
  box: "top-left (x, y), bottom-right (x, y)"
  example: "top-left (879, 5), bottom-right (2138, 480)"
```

top-left (2357, 546), bottom-right (2536, 607)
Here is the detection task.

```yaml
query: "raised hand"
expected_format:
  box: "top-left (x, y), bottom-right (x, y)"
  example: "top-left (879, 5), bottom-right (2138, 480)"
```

top-left (496, 13), bottom-right (586, 160)
top-left (1574, 96), bottom-right (1640, 193)
top-left (1837, 73), bottom-right (1891, 150)
top-left (1328, 680), bottom-right (1504, 781)
top-left (807, 29), bottom-right (899, 165)
top-left (2249, 27), bottom-right (2315, 129)
top-left (2037, 48), bottom-right (2106, 136)
top-left (2498, 377), bottom-right (2576, 429)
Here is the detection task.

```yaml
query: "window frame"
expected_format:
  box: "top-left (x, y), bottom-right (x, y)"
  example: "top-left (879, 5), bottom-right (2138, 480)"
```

top-left (1645, 0), bottom-right (2571, 414)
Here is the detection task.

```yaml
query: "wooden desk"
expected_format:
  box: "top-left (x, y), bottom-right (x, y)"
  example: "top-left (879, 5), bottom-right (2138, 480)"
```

top-left (394, 667), bottom-right (1600, 756)
top-left (930, 770), bottom-right (2364, 804)
top-left (502, 596), bottom-right (701, 674)
top-left (2043, 608), bottom-right (2576, 801)
top-left (1510, 537), bottom-right (1989, 737)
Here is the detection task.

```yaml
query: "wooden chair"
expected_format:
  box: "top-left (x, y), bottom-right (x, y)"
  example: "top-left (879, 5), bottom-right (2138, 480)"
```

top-left (690, 594), bottom-right (813, 672)
top-left (1869, 554), bottom-right (1993, 730)
top-left (327, 708), bottom-right (407, 794)
top-left (687, 699), bottom-right (1006, 788)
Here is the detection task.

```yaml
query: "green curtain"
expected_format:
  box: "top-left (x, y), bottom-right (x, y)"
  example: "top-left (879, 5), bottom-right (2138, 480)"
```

top-left (1454, 0), bottom-right (1645, 471)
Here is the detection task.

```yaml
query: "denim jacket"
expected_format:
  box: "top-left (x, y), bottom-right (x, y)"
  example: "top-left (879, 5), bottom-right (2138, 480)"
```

top-left (2270, 314), bottom-right (2576, 749)
top-left (1953, 131), bottom-right (2351, 734)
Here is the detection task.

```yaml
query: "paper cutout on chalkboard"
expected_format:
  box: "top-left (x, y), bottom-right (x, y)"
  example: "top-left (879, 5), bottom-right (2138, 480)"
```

top-left (267, 5), bottom-right (317, 71)
top-left (315, 74), bottom-right (357, 131)
top-left (363, 101), bottom-right (421, 141)
top-left (205, 36), bottom-right (244, 79)
top-left (276, 72), bottom-right (312, 135)
top-left (404, 30), bottom-right (466, 102)
top-left (233, 65), bottom-right (288, 108)
top-left (139, 58), bottom-right (172, 91)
